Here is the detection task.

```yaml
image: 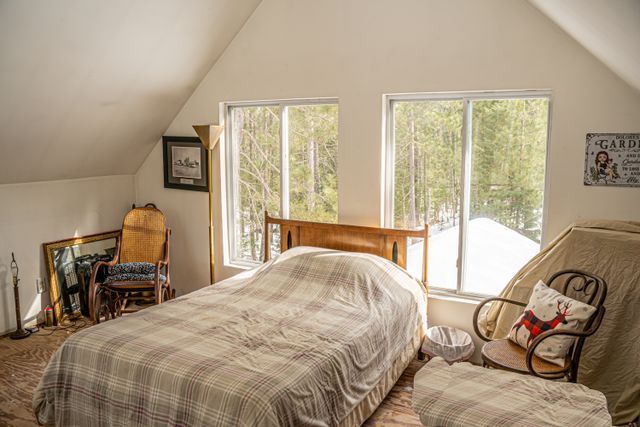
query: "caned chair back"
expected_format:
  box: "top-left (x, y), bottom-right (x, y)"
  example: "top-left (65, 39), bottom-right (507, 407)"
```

top-left (119, 207), bottom-right (166, 264)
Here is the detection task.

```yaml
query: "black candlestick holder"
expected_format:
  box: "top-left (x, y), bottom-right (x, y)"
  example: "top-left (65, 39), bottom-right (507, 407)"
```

top-left (10, 252), bottom-right (30, 340)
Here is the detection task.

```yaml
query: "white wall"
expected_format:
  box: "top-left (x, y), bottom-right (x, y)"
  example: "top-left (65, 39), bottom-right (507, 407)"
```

top-left (134, 143), bottom-right (210, 295)
top-left (0, 0), bottom-right (262, 184)
top-left (0, 175), bottom-right (134, 335)
top-left (530, 0), bottom-right (640, 93)
top-left (135, 0), bottom-right (640, 350)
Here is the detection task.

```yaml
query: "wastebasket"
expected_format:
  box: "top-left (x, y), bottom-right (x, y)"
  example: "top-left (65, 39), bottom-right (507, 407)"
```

top-left (421, 325), bottom-right (475, 363)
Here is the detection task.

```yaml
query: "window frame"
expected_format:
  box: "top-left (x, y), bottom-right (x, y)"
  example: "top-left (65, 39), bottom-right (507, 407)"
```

top-left (383, 90), bottom-right (553, 298)
top-left (223, 97), bottom-right (339, 268)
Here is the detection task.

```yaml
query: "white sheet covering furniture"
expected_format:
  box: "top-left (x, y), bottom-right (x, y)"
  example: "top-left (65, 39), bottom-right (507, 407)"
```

top-left (413, 357), bottom-right (612, 427)
top-left (34, 247), bottom-right (427, 426)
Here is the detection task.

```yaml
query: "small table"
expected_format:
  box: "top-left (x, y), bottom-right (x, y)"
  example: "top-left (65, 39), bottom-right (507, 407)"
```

top-left (421, 326), bottom-right (475, 363)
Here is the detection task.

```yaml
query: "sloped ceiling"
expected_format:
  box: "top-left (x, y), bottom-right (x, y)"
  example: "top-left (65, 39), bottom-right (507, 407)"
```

top-left (0, 0), bottom-right (261, 184)
top-left (530, 0), bottom-right (640, 93)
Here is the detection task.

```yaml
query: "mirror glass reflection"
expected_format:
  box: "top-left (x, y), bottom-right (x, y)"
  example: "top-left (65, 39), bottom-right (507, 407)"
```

top-left (52, 238), bottom-right (117, 316)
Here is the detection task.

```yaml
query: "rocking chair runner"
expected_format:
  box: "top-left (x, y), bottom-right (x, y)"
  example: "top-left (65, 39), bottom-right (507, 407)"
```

top-left (89, 205), bottom-right (174, 323)
top-left (473, 269), bottom-right (607, 382)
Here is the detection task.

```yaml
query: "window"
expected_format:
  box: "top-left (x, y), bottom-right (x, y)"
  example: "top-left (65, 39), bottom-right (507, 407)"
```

top-left (386, 91), bottom-right (550, 296)
top-left (225, 99), bottom-right (339, 265)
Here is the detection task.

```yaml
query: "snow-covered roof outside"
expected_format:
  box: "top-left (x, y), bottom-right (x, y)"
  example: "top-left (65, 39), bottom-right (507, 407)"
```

top-left (407, 217), bottom-right (539, 296)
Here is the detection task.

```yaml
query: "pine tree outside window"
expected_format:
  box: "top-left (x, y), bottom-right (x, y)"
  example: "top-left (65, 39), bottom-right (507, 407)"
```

top-left (225, 99), bottom-right (339, 265)
top-left (385, 91), bottom-right (551, 297)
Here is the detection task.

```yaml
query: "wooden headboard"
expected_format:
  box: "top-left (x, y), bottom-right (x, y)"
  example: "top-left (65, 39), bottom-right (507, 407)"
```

top-left (263, 211), bottom-right (428, 284)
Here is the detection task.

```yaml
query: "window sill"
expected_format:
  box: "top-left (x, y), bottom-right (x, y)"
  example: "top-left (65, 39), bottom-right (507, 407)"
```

top-left (224, 260), bottom-right (261, 272)
top-left (427, 290), bottom-right (484, 305)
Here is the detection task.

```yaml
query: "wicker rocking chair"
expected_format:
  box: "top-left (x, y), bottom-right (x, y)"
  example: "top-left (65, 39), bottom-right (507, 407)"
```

top-left (89, 204), bottom-right (174, 323)
top-left (473, 270), bottom-right (607, 383)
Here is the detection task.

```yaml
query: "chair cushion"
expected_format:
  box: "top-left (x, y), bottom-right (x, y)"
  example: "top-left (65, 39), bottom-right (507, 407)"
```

top-left (108, 262), bottom-right (156, 276)
top-left (104, 273), bottom-right (167, 283)
top-left (508, 280), bottom-right (595, 366)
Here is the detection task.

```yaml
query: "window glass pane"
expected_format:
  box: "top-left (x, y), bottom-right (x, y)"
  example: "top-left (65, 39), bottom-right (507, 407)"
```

top-left (393, 100), bottom-right (463, 290)
top-left (228, 101), bottom-right (339, 264)
top-left (230, 105), bottom-right (282, 262)
top-left (288, 104), bottom-right (339, 222)
top-left (464, 98), bottom-right (549, 295)
top-left (269, 223), bottom-right (281, 258)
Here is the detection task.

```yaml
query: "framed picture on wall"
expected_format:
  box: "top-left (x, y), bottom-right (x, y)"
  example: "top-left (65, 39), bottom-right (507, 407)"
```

top-left (584, 133), bottom-right (640, 187)
top-left (162, 136), bottom-right (209, 192)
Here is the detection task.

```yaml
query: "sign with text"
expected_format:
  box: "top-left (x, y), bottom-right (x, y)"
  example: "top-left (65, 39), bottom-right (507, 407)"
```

top-left (584, 133), bottom-right (640, 187)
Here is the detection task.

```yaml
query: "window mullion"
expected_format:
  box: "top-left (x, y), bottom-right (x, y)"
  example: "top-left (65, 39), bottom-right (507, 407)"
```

top-left (227, 106), bottom-right (239, 263)
top-left (280, 105), bottom-right (290, 219)
top-left (457, 99), bottom-right (473, 294)
top-left (384, 100), bottom-right (396, 228)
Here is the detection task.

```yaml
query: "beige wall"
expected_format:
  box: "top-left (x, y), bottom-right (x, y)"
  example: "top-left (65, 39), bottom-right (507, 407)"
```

top-left (135, 0), bottom-right (640, 348)
top-left (134, 143), bottom-right (210, 295)
top-left (0, 0), bottom-right (262, 184)
top-left (0, 175), bottom-right (134, 335)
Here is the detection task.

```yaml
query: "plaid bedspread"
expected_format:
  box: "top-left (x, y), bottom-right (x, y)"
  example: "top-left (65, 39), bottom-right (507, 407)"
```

top-left (34, 247), bottom-right (426, 426)
top-left (413, 357), bottom-right (612, 427)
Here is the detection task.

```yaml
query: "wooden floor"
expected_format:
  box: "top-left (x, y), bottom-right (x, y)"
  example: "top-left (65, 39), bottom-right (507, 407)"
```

top-left (365, 359), bottom-right (426, 426)
top-left (0, 321), bottom-right (426, 426)
top-left (0, 320), bottom-right (89, 427)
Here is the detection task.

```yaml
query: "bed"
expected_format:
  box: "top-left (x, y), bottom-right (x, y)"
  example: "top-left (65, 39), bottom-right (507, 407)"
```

top-left (33, 214), bottom-right (428, 426)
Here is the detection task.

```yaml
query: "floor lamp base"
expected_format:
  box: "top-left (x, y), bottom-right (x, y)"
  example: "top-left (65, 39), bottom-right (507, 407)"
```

top-left (10, 328), bottom-right (31, 340)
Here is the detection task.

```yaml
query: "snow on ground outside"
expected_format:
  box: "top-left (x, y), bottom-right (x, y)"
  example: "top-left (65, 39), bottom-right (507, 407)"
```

top-left (407, 218), bottom-right (539, 296)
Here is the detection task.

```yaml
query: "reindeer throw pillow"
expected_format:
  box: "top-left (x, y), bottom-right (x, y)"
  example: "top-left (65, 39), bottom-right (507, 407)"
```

top-left (508, 281), bottom-right (596, 366)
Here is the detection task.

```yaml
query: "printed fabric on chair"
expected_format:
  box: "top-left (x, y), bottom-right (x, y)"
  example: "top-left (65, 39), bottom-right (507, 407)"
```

top-left (89, 204), bottom-right (174, 323)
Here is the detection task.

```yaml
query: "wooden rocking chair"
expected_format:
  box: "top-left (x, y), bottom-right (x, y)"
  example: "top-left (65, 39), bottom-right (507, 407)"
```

top-left (89, 204), bottom-right (174, 323)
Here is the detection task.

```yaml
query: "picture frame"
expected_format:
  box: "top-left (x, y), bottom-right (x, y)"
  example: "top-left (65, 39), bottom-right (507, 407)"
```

top-left (162, 136), bottom-right (209, 192)
top-left (584, 133), bottom-right (640, 187)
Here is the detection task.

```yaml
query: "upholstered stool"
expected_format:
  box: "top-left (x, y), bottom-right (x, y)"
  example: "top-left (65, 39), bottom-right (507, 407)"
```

top-left (412, 357), bottom-right (611, 427)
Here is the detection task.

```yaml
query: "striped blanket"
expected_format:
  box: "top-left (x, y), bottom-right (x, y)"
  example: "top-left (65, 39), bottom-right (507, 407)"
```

top-left (34, 247), bottom-right (426, 426)
top-left (413, 357), bottom-right (612, 427)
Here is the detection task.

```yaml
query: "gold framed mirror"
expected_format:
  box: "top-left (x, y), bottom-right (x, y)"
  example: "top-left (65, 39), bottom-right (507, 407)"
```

top-left (43, 230), bottom-right (120, 324)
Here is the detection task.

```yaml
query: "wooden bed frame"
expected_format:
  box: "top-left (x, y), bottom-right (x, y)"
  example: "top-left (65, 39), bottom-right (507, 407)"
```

top-left (263, 211), bottom-right (428, 284)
